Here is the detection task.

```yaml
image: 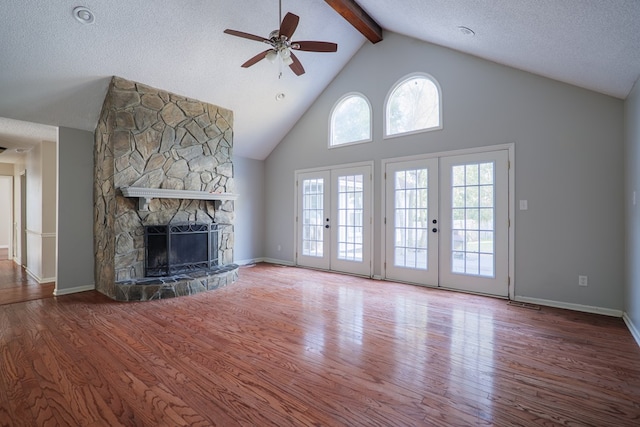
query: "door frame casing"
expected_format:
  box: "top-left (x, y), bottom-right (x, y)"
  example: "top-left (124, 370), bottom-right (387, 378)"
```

top-left (294, 160), bottom-right (375, 277)
top-left (381, 143), bottom-right (515, 299)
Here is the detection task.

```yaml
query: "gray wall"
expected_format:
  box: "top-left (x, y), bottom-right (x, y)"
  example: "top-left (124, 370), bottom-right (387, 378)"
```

top-left (57, 127), bottom-right (94, 292)
top-left (625, 78), bottom-right (640, 333)
top-left (264, 32), bottom-right (625, 311)
top-left (233, 155), bottom-right (265, 263)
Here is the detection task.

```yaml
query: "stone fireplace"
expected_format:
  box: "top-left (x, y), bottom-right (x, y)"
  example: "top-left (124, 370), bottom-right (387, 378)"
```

top-left (94, 76), bottom-right (239, 301)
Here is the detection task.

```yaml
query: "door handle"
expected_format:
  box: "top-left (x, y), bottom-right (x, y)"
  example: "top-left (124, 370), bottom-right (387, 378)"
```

top-left (325, 225), bottom-right (330, 229)
top-left (432, 228), bottom-right (438, 233)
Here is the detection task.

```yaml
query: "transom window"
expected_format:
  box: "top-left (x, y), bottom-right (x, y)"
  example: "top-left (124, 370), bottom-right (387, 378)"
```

top-left (385, 73), bottom-right (441, 138)
top-left (329, 93), bottom-right (372, 147)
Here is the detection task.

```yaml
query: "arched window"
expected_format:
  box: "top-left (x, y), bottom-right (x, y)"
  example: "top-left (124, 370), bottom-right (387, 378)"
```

top-left (385, 73), bottom-right (442, 138)
top-left (329, 93), bottom-right (372, 147)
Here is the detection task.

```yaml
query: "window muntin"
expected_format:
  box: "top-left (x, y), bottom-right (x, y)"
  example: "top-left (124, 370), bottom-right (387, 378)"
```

top-left (385, 73), bottom-right (441, 138)
top-left (329, 93), bottom-right (372, 147)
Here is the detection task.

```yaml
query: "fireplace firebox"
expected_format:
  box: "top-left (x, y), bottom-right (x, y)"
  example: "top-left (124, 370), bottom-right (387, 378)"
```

top-left (145, 223), bottom-right (219, 277)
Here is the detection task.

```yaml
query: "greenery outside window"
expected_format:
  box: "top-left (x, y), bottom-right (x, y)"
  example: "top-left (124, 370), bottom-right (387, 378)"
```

top-left (329, 92), bottom-right (372, 148)
top-left (385, 73), bottom-right (442, 138)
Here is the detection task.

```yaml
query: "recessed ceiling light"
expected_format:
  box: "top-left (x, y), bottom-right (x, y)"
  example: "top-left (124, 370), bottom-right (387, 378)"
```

top-left (73, 6), bottom-right (95, 24)
top-left (275, 93), bottom-right (286, 101)
top-left (457, 26), bottom-right (475, 36)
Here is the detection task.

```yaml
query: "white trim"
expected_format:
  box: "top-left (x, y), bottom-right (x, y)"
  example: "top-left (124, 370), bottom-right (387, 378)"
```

top-left (236, 258), bottom-right (264, 266)
top-left (53, 284), bottom-right (95, 296)
top-left (25, 267), bottom-right (56, 284)
top-left (262, 258), bottom-right (295, 266)
top-left (383, 72), bottom-right (443, 139)
top-left (294, 160), bottom-right (374, 175)
top-left (508, 146), bottom-right (515, 300)
top-left (623, 312), bottom-right (640, 348)
top-left (514, 296), bottom-right (623, 317)
top-left (381, 143), bottom-right (515, 164)
top-left (328, 92), bottom-right (373, 148)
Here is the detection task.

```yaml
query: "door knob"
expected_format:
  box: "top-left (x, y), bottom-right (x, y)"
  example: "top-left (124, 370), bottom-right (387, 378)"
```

top-left (432, 228), bottom-right (438, 233)
top-left (325, 225), bottom-right (330, 229)
top-left (432, 219), bottom-right (438, 224)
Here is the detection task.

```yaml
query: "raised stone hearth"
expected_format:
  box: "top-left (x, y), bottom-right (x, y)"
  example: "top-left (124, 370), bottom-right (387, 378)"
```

top-left (114, 264), bottom-right (239, 302)
top-left (94, 76), bottom-right (238, 301)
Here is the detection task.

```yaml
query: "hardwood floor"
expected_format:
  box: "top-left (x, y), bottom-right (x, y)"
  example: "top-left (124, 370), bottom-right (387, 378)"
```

top-left (0, 260), bottom-right (54, 306)
top-left (0, 263), bottom-right (639, 426)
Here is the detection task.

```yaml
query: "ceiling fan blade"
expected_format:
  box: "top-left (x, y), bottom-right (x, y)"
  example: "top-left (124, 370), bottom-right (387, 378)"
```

top-left (289, 52), bottom-right (305, 76)
top-left (292, 41), bottom-right (338, 52)
top-left (224, 29), bottom-right (268, 43)
top-left (241, 50), bottom-right (272, 68)
top-left (279, 12), bottom-right (300, 39)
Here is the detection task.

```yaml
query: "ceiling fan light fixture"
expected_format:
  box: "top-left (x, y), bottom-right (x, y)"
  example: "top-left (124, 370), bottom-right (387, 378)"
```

top-left (282, 55), bottom-right (294, 66)
top-left (266, 50), bottom-right (278, 63)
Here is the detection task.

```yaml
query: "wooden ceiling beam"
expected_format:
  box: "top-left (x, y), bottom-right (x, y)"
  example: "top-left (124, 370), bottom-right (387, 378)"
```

top-left (325, 0), bottom-right (383, 44)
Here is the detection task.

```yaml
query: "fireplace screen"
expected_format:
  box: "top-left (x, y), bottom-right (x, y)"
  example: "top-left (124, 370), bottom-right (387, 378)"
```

top-left (145, 223), bottom-right (219, 277)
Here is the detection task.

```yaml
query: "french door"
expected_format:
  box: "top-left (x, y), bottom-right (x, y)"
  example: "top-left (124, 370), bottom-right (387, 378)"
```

top-left (296, 164), bottom-right (372, 276)
top-left (385, 150), bottom-right (509, 297)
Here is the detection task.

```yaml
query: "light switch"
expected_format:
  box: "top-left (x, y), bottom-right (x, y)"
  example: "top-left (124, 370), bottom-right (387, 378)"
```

top-left (519, 200), bottom-right (528, 210)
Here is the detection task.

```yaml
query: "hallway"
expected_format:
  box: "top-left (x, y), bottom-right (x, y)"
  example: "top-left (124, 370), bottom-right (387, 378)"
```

top-left (0, 257), bottom-right (54, 306)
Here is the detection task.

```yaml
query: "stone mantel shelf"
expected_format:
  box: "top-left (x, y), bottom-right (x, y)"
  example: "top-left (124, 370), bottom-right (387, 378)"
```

top-left (121, 187), bottom-right (238, 211)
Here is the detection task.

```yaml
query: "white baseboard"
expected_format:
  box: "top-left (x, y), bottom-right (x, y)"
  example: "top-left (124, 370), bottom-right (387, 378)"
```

top-left (623, 312), bottom-right (640, 348)
top-left (53, 284), bottom-right (95, 296)
top-left (25, 267), bottom-right (56, 285)
top-left (236, 258), bottom-right (264, 266)
top-left (514, 296), bottom-right (623, 317)
top-left (262, 258), bottom-right (295, 266)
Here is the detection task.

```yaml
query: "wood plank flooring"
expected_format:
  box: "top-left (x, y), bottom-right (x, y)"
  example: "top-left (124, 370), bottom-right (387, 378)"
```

top-left (0, 263), bottom-right (639, 426)
top-left (0, 260), bottom-right (54, 306)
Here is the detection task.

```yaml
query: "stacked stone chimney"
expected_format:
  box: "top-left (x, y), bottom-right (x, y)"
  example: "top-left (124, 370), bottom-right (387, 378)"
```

top-left (93, 76), bottom-right (237, 301)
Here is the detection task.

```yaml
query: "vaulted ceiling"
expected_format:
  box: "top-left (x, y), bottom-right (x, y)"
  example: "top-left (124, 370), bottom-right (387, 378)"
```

top-left (1, 0), bottom-right (639, 161)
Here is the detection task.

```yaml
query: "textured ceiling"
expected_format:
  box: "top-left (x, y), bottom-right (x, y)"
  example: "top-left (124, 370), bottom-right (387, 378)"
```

top-left (0, 0), bottom-right (638, 162)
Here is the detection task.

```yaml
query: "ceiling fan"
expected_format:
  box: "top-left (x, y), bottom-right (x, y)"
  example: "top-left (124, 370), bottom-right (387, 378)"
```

top-left (223, 2), bottom-right (338, 76)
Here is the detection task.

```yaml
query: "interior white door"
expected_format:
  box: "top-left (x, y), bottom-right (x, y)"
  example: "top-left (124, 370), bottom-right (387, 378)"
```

top-left (385, 158), bottom-right (439, 285)
top-left (296, 165), bottom-right (372, 276)
top-left (384, 149), bottom-right (509, 297)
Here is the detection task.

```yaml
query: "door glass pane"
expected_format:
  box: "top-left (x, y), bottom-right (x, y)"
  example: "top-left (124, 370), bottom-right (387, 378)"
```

top-left (337, 174), bottom-right (364, 261)
top-left (302, 178), bottom-right (324, 257)
top-left (394, 168), bottom-right (429, 269)
top-left (450, 162), bottom-right (495, 277)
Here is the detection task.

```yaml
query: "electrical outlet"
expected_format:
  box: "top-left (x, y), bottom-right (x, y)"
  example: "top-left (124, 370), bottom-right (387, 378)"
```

top-left (578, 275), bottom-right (588, 287)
